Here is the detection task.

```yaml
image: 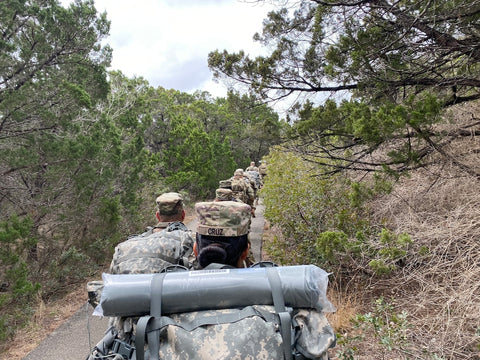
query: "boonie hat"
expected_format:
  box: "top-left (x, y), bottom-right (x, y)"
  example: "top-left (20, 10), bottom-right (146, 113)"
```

top-left (195, 201), bottom-right (251, 237)
top-left (156, 192), bottom-right (183, 216)
top-left (234, 169), bottom-right (244, 176)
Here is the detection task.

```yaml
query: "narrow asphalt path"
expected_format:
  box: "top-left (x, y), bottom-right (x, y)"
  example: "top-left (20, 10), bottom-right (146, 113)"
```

top-left (23, 200), bottom-right (265, 360)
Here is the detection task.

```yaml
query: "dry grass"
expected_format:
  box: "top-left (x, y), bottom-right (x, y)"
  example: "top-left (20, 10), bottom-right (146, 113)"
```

top-left (356, 101), bottom-right (480, 359)
top-left (2, 205), bottom-right (199, 359)
top-left (262, 100), bottom-right (480, 359)
top-left (1, 284), bottom-right (87, 360)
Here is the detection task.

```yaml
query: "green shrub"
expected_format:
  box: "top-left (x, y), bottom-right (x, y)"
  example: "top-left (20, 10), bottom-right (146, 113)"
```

top-left (335, 297), bottom-right (411, 359)
top-left (0, 215), bottom-right (40, 342)
top-left (262, 147), bottom-right (412, 276)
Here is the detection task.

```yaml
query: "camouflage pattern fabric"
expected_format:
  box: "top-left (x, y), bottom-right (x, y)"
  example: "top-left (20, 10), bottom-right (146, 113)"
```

top-left (219, 179), bottom-right (232, 189)
top-left (156, 192), bottom-right (183, 216)
top-left (295, 309), bottom-right (336, 359)
top-left (259, 162), bottom-right (267, 176)
top-left (230, 176), bottom-right (247, 203)
top-left (156, 305), bottom-right (283, 360)
top-left (215, 188), bottom-right (234, 201)
top-left (110, 228), bottom-right (194, 274)
top-left (244, 177), bottom-right (255, 207)
top-left (246, 170), bottom-right (262, 189)
top-left (87, 280), bottom-right (104, 308)
top-left (147, 305), bottom-right (335, 360)
top-left (195, 201), bottom-right (251, 237)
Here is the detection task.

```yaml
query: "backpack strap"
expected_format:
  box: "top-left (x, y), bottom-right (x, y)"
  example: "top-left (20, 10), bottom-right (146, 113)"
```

top-left (266, 267), bottom-right (293, 360)
top-left (135, 273), bottom-right (166, 360)
top-left (147, 306), bottom-right (277, 332)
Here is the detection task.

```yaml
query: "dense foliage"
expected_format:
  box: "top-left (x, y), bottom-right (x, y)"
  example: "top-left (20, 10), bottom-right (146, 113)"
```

top-left (261, 147), bottom-right (412, 279)
top-left (209, 0), bottom-right (480, 177)
top-left (0, 0), bottom-right (283, 345)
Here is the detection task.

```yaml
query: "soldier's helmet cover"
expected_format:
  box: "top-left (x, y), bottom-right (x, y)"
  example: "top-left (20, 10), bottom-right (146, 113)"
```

top-left (195, 201), bottom-right (251, 237)
top-left (215, 188), bottom-right (234, 201)
top-left (219, 179), bottom-right (232, 189)
top-left (234, 168), bottom-right (244, 176)
top-left (156, 192), bottom-right (183, 216)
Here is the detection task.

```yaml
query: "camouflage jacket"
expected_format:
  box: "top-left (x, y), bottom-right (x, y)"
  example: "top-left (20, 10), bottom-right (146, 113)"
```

top-left (109, 222), bottom-right (194, 274)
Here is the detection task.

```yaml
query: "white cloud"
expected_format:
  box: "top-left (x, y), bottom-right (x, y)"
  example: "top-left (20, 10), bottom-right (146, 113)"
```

top-left (88, 0), bottom-right (275, 97)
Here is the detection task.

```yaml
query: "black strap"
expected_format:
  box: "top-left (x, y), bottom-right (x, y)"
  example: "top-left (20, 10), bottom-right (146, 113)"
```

top-left (266, 267), bottom-right (293, 360)
top-left (203, 262), bottom-right (236, 270)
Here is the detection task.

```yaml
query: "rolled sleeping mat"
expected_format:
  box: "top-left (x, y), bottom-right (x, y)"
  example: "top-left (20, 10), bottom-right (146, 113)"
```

top-left (94, 265), bottom-right (335, 317)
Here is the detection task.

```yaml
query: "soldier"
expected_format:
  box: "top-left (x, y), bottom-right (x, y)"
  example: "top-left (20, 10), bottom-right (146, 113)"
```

top-left (258, 160), bottom-right (267, 180)
top-left (87, 192), bottom-right (195, 359)
top-left (231, 168), bottom-right (256, 216)
top-left (246, 161), bottom-right (259, 172)
top-left (230, 169), bottom-right (247, 203)
top-left (152, 192), bottom-right (189, 232)
top-left (109, 192), bottom-right (193, 274)
top-left (193, 200), bottom-right (252, 268)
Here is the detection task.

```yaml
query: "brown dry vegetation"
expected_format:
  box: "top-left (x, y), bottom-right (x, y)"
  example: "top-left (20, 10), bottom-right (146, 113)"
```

top-left (1, 284), bottom-right (88, 360)
top-left (334, 101), bottom-right (480, 359)
top-left (359, 102), bottom-right (480, 359)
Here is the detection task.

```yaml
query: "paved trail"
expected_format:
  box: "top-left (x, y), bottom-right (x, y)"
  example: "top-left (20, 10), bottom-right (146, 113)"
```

top-left (23, 201), bottom-right (265, 360)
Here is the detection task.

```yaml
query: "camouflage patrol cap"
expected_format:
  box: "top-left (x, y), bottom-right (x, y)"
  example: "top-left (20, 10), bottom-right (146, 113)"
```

top-left (195, 201), bottom-right (251, 237)
top-left (215, 188), bottom-right (233, 201)
top-left (219, 179), bottom-right (232, 189)
top-left (234, 168), bottom-right (244, 176)
top-left (156, 192), bottom-right (183, 216)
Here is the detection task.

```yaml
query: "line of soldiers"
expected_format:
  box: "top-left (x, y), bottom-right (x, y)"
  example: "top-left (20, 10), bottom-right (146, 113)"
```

top-left (214, 161), bottom-right (266, 216)
top-left (87, 158), bottom-right (336, 359)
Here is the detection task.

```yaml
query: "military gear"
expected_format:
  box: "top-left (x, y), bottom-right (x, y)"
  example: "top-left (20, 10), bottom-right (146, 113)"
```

top-left (247, 170), bottom-right (262, 189)
top-left (195, 201), bottom-right (251, 237)
top-left (215, 188), bottom-right (234, 201)
top-left (156, 192), bottom-right (183, 216)
top-left (90, 266), bottom-right (336, 360)
top-left (95, 265), bottom-right (334, 317)
top-left (230, 176), bottom-right (248, 203)
top-left (259, 161), bottom-right (267, 177)
top-left (110, 223), bottom-right (194, 274)
top-left (218, 179), bottom-right (232, 189)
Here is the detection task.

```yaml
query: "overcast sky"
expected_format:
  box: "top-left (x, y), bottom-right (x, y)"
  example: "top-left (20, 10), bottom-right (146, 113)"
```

top-left (64, 0), bottom-right (276, 98)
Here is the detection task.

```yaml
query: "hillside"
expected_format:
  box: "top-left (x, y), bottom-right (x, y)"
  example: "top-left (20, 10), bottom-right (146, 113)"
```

top-left (339, 100), bottom-right (480, 359)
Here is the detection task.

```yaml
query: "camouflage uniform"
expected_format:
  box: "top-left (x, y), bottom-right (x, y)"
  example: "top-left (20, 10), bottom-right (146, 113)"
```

top-left (258, 161), bottom-right (267, 179)
top-left (214, 188), bottom-right (237, 202)
top-left (88, 193), bottom-right (195, 356)
top-left (195, 200), bottom-right (251, 238)
top-left (246, 161), bottom-right (259, 172)
top-left (230, 169), bottom-right (255, 212)
top-left (88, 197), bottom-right (336, 359)
top-left (230, 169), bottom-right (248, 204)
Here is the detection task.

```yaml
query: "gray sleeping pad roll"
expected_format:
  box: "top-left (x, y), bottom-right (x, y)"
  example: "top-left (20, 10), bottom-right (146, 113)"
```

top-left (94, 265), bottom-right (335, 317)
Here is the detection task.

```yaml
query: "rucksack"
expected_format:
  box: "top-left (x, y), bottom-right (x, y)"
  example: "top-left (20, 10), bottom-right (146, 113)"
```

top-left (109, 222), bottom-right (194, 274)
top-left (230, 177), bottom-right (247, 202)
top-left (246, 170), bottom-right (262, 188)
top-left (89, 265), bottom-right (336, 360)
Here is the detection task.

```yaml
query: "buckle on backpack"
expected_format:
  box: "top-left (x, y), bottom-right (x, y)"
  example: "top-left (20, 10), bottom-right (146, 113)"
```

top-left (112, 339), bottom-right (135, 359)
